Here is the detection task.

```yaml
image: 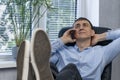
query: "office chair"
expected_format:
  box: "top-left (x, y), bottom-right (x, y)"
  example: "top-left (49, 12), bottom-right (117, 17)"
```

top-left (58, 26), bottom-right (113, 80)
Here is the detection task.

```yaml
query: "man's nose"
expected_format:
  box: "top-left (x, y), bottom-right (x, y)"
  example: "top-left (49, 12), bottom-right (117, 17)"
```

top-left (79, 26), bottom-right (84, 29)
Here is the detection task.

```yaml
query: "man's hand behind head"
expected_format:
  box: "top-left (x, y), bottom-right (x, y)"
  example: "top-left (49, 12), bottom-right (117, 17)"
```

top-left (91, 33), bottom-right (107, 46)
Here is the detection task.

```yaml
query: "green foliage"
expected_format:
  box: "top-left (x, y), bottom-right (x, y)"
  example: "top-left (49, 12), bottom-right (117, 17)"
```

top-left (7, 0), bottom-right (53, 47)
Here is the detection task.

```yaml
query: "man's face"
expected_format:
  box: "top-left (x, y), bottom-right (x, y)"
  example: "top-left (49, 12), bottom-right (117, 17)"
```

top-left (73, 20), bottom-right (95, 40)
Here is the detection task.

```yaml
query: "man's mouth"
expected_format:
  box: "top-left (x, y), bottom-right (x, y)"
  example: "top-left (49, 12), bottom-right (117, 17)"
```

top-left (78, 31), bottom-right (86, 34)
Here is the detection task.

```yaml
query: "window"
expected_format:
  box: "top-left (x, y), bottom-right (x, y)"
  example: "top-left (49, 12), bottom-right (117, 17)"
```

top-left (47, 0), bottom-right (77, 41)
top-left (0, 4), bottom-right (15, 54)
top-left (0, 0), bottom-right (77, 54)
top-left (0, 1), bottom-right (30, 54)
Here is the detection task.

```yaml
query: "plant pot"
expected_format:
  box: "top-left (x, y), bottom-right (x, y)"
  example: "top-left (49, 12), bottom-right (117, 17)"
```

top-left (12, 46), bottom-right (19, 59)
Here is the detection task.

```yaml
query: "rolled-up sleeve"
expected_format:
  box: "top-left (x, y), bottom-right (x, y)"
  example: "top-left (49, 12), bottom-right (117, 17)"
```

top-left (103, 29), bottom-right (120, 65)
top-left (51, 38), bottom-right (64, 54)
top-left (50, 38), bottom-right (64, 64)
top-left (106, 29), bottom-right (120, 40)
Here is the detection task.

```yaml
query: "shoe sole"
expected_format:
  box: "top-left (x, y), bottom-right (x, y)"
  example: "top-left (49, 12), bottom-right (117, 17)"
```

top-left (17, 40), bottom-right (30, 80)
top-left (31, 29), bottom-right (54, 80)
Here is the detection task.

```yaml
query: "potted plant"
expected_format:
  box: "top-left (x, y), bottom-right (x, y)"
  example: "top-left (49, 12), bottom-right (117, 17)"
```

top-left (7, 0), bottom-right (53, 59)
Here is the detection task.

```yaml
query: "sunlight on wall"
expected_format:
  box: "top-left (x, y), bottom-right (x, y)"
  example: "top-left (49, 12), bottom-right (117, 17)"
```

top-left (77, 0), bottom-right (99, 26)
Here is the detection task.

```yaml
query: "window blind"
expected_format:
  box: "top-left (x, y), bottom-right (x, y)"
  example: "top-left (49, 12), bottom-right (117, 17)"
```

top-left (47, 0), bottom-right (76, 41)
top-left (0, 0), bottom-right (77, 53)
top-left (0, 4), bottom-right (15, 53)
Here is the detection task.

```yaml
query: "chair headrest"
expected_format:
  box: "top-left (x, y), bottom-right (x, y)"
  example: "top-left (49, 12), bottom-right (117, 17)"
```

top-left (58, 26), bottom-right (112, 46)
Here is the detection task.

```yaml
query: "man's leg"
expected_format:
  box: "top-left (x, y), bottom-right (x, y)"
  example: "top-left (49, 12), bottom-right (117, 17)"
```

top-left (31, 29), bottom-right (54, 80)
top-left (50, 62), bottom-right (59, 79)
top-left (55, 63), bottom-right (82, 80)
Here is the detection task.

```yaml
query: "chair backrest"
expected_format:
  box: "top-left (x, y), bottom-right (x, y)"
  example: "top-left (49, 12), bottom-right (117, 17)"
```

top-left (58, 26), bottom-right (112, 80)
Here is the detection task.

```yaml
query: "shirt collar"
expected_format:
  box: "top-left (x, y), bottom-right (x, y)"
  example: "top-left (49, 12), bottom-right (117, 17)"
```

top-left (74, 44), bottom-right (92, 52)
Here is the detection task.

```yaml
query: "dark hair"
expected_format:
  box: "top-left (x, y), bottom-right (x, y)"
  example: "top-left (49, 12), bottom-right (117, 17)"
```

top-left (73, 17), bottom-right (94, 29)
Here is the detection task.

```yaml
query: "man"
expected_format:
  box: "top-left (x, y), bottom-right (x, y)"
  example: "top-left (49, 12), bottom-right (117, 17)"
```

top-left (50, 17), bottom-right (120, 80)
top-left (17, 17), bottom-right (120, 80)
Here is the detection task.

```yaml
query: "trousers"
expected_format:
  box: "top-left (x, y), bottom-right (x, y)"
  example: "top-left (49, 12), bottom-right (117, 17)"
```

top-left (50, 62), bottom-right (82, 80)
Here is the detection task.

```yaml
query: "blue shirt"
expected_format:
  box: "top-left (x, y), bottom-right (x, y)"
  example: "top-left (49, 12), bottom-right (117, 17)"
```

top-left (50, 29), bottom-right (120, 80)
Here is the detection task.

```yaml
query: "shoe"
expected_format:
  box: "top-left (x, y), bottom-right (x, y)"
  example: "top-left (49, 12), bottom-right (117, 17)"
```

top-left (17, 40), bottom-right (30, 80)
top-left (28, 62), bottom-right (36, 80)
top-left (31, 29), bottom-right (54, 80)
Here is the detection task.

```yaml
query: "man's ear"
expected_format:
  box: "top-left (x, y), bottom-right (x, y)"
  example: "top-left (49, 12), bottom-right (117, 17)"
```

top-left (91, 30), bottom-right (95, 36)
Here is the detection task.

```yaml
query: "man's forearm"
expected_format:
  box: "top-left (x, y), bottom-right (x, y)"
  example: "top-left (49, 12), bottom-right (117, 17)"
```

top-left (98, 32), bottom-right (107, 42)
top-left (98, 29), bottom-right (120, 42)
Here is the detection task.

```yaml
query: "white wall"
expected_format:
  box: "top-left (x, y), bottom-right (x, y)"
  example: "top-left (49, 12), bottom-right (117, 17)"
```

top-left (77, 0), bottom-right (99, 26)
